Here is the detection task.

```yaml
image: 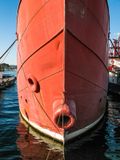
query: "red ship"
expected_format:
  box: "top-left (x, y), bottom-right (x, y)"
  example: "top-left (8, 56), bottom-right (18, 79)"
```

top-left (17, 0), bottom-right (109, 143)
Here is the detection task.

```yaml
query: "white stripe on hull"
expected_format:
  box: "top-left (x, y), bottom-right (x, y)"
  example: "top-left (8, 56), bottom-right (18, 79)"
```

top-left (65, 112), bottom-right (105, 141)
top-left (20, 110), bottom-right (64, 143)
top-left (20, 109), bottom-right (105, 143)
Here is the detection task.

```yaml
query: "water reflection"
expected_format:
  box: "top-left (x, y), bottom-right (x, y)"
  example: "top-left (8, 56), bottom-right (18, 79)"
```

top-left (105, 101), bottom-right (120, 160)
top-left (65, 116), bottom-right (109, 160)
top-left (65, 100), bottom-right (120, 160)
top-left (16, 120), bottom-right (64, 160)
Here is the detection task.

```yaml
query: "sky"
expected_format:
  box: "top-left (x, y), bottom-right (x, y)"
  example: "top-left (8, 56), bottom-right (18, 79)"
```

top-left (108, 0), bottom-right (120, 39)
top-left (0, 0), bottom-right (18, 65)
top-left (0, 0), bottom-right (120, 65)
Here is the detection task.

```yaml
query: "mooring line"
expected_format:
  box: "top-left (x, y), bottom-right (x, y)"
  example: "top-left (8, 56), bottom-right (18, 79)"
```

top-left (0, 39), bottom-right (17, 61)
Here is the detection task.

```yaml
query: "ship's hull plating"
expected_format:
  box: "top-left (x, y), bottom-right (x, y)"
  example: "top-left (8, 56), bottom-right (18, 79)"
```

top-left (17, 0), bottom-right (109, 143)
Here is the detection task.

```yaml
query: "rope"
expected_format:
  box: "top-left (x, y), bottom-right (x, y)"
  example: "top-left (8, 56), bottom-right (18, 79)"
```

top-left (0, 46), bottom-right (12, 64)
top-left (0, 39), bottom-right (17, 60)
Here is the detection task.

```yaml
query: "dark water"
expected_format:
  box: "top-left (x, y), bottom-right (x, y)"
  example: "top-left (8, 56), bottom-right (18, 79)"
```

top-left (65, 98), bottom-right (120, 160)
top-left (0, 82), bottom-right (20, 160)
top-left (0, 80), bottom-right (120, 160)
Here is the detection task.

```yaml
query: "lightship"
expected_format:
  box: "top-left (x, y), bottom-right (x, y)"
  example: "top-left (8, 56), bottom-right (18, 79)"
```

top-left (17, 0), bottom-right (109, 143)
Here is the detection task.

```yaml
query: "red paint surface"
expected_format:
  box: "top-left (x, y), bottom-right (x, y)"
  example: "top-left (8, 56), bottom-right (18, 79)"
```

top-left (17, 0), bottom-right (109, 141)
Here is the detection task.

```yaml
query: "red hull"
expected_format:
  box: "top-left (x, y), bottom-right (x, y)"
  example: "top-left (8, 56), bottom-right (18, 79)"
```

top-left (17, 0), bottom-right (109, 142)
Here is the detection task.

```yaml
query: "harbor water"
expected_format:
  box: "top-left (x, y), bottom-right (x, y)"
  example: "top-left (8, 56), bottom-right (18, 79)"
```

top-left (0, 75), bottom-right (120, 160)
